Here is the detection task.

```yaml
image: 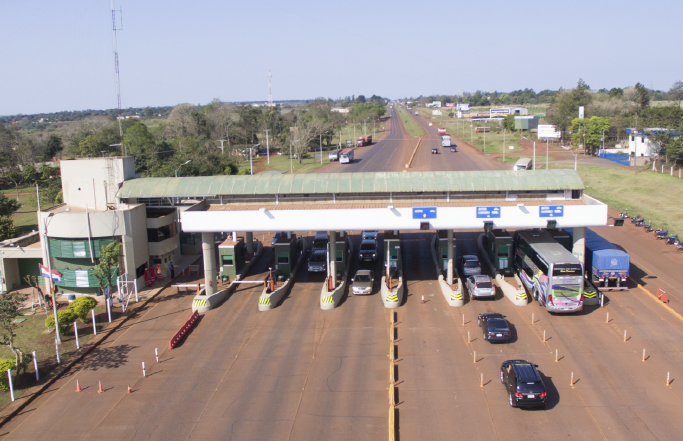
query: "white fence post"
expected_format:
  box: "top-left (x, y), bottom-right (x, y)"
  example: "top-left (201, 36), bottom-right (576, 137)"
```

top-left (92, 309), bottom-right (97, 335)
top-left (33, 351), bottom-right (39, 381)
top-left (7, 370), bottom-right (14, 402)
top-left (74, 322), bottom-right (79, 349)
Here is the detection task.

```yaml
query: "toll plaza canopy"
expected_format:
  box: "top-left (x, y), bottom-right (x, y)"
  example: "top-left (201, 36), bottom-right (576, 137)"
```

top-left (117, 170), bottom-right (607, 232)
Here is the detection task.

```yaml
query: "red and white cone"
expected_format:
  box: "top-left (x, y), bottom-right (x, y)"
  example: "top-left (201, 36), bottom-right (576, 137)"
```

top-left (75, 379), bottom-right (82, 393)
top-left (421, 295), bottom-right (425, 304)
top-left (127, 385), bottom-right (132, 394)
top-left (98, 381), bottom-right (104, 393)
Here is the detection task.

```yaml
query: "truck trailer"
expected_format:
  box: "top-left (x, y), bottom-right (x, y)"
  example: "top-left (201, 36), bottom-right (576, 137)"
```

top-left (356, 135), bottom-right (373, 146)
top-left (565, 228), bottom-right (630, 290)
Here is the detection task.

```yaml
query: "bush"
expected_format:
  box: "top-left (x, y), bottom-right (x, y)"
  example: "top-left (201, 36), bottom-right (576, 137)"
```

top-left (0, 358), bottom-right (16, 391)
top-left (45, 309), bottom-right (78, 333)
top-left (68, 296), bottom-right (98, 323)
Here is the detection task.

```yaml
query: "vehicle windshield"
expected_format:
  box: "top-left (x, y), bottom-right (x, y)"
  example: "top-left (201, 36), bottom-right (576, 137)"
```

top-left (313, 239), bottom-right (327, 249)
top-left (355, 274), bottom-right (371, 282)
top-left (310, 254), bottom-right (325, 263)
top-left (476, 282), bottom-right (493, 289)
top-left (552, 284), bottom-right (582, 298)
top-left (360, 243), bottom-right (376, 250)
top-left (487, 319), bottom-right (507, 329)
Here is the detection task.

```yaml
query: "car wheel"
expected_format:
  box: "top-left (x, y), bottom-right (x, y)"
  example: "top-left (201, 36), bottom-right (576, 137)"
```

top-left (509, 393), bottom-right (517, 408)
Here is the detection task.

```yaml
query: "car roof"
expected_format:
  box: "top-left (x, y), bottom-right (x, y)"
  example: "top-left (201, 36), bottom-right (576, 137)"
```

top-left (355, 269), bottom-right (372, 276)
top-left (472, 275), bottom-right (491, 282)
top-left (311, 249), bottom-right (326, 255)
top-left (463, 254), bottom-right (479, 260)
top-left (513, 363), bottom-right (540, 382)
top-left (479, 312), bottom-right (504, 319)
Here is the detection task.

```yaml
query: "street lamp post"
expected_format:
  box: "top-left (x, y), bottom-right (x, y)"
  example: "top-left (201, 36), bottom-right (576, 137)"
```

top-left (44, 208), bottom-right (71, 344)
top-left (319, 131), bottom-right (328, 165)
top-left (175, 160), bottom-right (191, 177)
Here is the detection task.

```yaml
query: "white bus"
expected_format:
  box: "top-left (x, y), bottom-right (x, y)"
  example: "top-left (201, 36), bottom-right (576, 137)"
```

top-left (513, 229), bottom-right (584, 313)
top-left (339, 148), bottom-right (354, 164)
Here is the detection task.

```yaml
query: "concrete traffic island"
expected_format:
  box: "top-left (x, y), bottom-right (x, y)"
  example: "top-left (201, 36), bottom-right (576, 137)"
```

top-left (258, 238), bottom-right (307, 311)
top-left (380, 270), bottom-right (403, 309)
top-left (430, 234), bottom-right (464, 307)
top-left (320, 238), bottom-right (353, 310)
top-left (192, 240), bottom-right (264, 313)
top-left (477, 233), bottom-right (527, 307)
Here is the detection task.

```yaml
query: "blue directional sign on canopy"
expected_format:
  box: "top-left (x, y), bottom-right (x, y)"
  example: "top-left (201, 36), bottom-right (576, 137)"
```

top-left (412, 207), bottom-right (437, 219)
top-left (539, 205), bottom-right (564, 218)
top-left (476, 206), bottom-right (501, 218)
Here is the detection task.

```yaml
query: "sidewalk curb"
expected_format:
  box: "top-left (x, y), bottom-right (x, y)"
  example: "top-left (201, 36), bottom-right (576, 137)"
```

top-left (0, 257), bottom-right (201, 428)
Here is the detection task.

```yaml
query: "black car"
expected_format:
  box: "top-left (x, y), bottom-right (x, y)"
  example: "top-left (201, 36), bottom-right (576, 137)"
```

top-left (431, 148), bottom-right (438, 154)
top-left (500, 360), bottom-right (547, 408)
top-left (478, 313), bottom-right (511, 342)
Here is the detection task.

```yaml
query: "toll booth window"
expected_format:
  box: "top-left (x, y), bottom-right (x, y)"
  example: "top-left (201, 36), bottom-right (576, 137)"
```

top-left (497, 246), bottom-right (509, 257)
top-left (336, 250), bottom-right (343, 262)
top-left (222, 255), bottom-right (234, 266)
top-left (390, 249), bottom-right (399, 260)
top-left (277, 253), bottom-right (289, 264)
top-left (441, 248), bottom-right (448, 259)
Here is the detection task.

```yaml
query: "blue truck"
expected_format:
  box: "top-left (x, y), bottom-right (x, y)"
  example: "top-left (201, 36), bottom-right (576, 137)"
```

top-left (580, 228), bottom-right (630, 290)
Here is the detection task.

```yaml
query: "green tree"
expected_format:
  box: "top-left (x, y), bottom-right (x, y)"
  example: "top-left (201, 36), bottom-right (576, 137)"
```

top-left (570, 116), bottom-right (611, 154)
top-left (548, 79), bottom-right (593, 132)
top-left (0, 292), bottom-right (28, 374)
top-left (45, 309), bottom-right (77, 333)
top-left (93, 241), bottom-right (122, 294)
top-left (669, 81), bottom-right (683, 107)
top-left (0, 218), bottom-right (18, 241)
top-left (123, 122), bottom-right (155, 173)
top-left (78, 134), bottom-right (106, 157)
top-left (0, 193), bottom-right (20, 217)
top-left (22, 164), bottom-right (35, 183)
top-left (502, 115), bottom-right (515, 132)
top-left (634, 83), bottom-right (650, 110)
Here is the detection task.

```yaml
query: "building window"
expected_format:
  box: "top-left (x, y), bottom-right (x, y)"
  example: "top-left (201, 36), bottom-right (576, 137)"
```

top-left (221, 255), bottom-right (234, 266)
top-left (277, 253), bottom-right (289, 264)
top-left (136, 264), bottom-right (147, 279)
top-left (147, 223), bottom-right (178, 243)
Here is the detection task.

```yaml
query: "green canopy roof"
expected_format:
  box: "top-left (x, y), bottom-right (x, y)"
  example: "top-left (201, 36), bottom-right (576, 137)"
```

top-left (118, 170), bottom-right (584, 198)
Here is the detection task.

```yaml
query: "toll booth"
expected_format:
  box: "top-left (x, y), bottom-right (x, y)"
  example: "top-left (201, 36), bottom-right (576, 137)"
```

top-left (218, 237), bottom-right (245, 280)
top-left (333, 233), bottom-right (349, 278)
top-left (485, 229), bottom-right (513, 276)
top-left (546, 229), bottom-right (573, 251)
top-left (383, 231), bottom-right (401, 276)
top-left (273, 234), bottom-right (297, 276)
top-left (437, 230), bottom-right (457, 273)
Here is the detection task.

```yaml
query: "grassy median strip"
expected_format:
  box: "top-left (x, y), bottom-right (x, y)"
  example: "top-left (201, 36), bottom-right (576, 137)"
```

top-left (552, 163), bottom-right (683, 234)
top-left (396, 106), bottom-right (425, 138)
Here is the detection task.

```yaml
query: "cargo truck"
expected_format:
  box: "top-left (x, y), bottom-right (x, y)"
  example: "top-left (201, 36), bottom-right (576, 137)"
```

top-left (437, 127), bottom-right (447, 135)
top-left (442, 138), bottom-right (451, 147)
top-left (356, 135), bottom-right (373, 146)
top-left (565, 228), bottom-right (630, 290)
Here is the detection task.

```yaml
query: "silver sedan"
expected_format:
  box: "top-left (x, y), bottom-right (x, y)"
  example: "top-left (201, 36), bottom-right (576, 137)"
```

top-left (466, 275), bottom-right (496, 299)
top-left (351, 269), bottom-right (374, 295)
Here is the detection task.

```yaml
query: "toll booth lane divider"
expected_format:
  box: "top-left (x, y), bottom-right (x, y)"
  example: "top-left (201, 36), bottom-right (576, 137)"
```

top-left (259, 238), bottom-right (307, 311)
top-left (192, 240), bottom-right (264, 313)
top-left (381, 266), bottom-right (403, 309)
top-left (169, 310), bottom-right (200, 349)
top-left (430, 234), bottom-right (464, 307)
top-left (477, 234), bottom-right (528, 307)
top-left (320, 238), bottom-right (353, 310)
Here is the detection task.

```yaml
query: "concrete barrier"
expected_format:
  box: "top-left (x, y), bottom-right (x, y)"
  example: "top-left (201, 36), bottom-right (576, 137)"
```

top-left (259, 238), bottom-right (307, 311)
top-left (583, 280), bottom-right (600, 306)
top-left (320, 237), bottom-right (353, 310)
top-left (430, 234), bottom-right (464, 306)
top-left (192, 240), bottom-right (264, 313)
top-left (477, 233), bottom-right (527, 307)
top-left (380, 271), bottom-right (403, 309)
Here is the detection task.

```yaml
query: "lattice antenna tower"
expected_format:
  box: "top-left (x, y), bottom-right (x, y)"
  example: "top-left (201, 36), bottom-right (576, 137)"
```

top-left (268, 69), bottom-right (273, 108)
top-left (110, 0), bottom-right (124, 150)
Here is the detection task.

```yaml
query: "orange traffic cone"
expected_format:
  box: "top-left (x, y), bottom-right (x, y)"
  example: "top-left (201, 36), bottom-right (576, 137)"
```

top-left (75, 379), bottom-right (82, 392)
top-left (127, 385), bottom-right (132, 394)
top-left (98, 380), bottom-right (104, 393)
top-left (421, 295), bottom-right (425, 304)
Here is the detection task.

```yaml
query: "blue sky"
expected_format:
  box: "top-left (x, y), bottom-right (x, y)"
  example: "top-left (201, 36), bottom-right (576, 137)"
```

top-left (1, 0), bottom-right (681, 115)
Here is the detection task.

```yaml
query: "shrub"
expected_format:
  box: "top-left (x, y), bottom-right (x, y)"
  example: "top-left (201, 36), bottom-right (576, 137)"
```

top-left (45, 309), bottom-right (78, 333)
top-left (68, 296), bottom-right (98, 323)
top-left (0, 358), bottom-right (16, 391)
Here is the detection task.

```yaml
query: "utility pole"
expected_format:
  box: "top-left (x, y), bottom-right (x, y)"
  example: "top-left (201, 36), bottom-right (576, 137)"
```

top-left (533, 142), bottom-right (536, 170)
top-left (265, 130), bottom-right (270, 164)
top-left (634, 112), bottom-right (638, 173)
top-left (503, 128), bottom-right (505, 162)
top-left (546, 138), bottom-right (549, 169)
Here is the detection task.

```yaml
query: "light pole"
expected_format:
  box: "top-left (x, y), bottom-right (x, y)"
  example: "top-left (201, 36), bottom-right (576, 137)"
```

top-left (546, 137), bottom-right (549, 169)
top-left (634, 112), bottom-right (638, 173)
top-left (503, 128), bottom-right (506, 162)
top-left (319, 131), bottom-right (328, 165)
top-left (265, 130), bottom-right (270, 165)
top-left (44, 208), bottom-right (71, 344)
top-left (175, 160), bottom-right (191, 177)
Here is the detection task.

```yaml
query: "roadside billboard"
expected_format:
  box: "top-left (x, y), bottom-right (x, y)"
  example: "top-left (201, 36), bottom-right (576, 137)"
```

top-left (490, 108), bottom-right (510, 118)
top-left (456, 103), bottom-right (470, 111)
top-left (578, 106), bottom-right (585, 119)
top-left (445, 103), bottom-right (455, 107)
top-left (538, 124), bottom-right (561, 139)
top-left (432, 110), bottom-right (442, 116)
top-left (431, 101), bottom-right (442, 108)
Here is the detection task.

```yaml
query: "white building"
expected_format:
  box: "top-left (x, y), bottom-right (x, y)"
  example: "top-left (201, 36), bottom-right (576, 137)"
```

top-left (331, 107), bottom-right (350, 114)
top-left (628, 133), bottom-right (658, 157)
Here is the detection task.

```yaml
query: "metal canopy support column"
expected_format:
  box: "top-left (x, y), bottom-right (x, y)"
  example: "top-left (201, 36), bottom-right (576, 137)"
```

top-left (246, 232), bottom-right (254, 254)
top-left (330, 231), bottom-right (337, 286)
top-left (572, 227), bottom-right (586, 266)
top-left (447, 229), bottom-right (454, 286)
top-left (202, 232), bottom-right (217, 296)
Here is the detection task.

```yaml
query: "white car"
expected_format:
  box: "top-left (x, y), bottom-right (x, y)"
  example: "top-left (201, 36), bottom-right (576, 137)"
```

top-left (428, 123), bottom-right (433, 126)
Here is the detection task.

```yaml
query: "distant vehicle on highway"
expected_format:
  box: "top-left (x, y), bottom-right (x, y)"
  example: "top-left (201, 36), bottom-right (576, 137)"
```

top-left (356, 135), bottom-right (372, 147)
top-left (466, 275), bottom-right (496, 299)
top-left (437, 127), bottom-right (447, 135)
top-left (414, 111), bottom-right (418, 115)
top-left (339, 148), bottom-right (355, 164)
top-left (329, 149), bottom-right (341, 161)
top-left (428, 123), bottom-right (433, 126)
top-left (351, 269), bottom-right (374, 295)
top-left (431, 148), bottom-right (438, 154)
top-left (442, 138), bottom-right (451, 147)
top-left (459, 254), bottom-right (482, 276)
top-left (478, 313), bottom-right (511, 342)
top-left (450, 146), bottom-right (457, 152)
top-left (513, 158), bottom-right (533, 170)
top-left (500, 360), bottom-right (547, 408)
top-left (307, 249), bottom-right (327, 273)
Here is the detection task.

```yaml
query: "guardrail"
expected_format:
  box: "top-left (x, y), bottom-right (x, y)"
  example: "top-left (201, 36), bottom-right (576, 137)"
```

top-left (169, 310), bottom-right (200, 349)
